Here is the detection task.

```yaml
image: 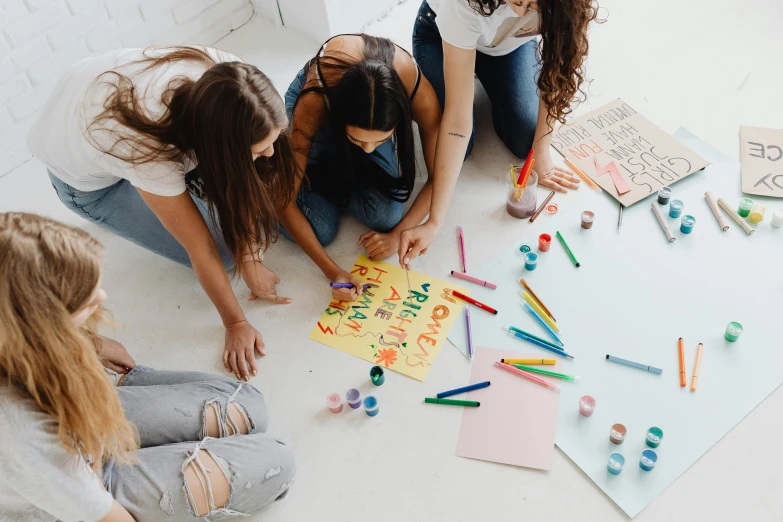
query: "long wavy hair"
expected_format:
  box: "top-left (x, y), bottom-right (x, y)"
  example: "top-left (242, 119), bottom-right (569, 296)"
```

top-left (86, 47), bottom-right (299, 265)
top-left (293, 35), bottom-right (416, 206)
top-left (470, 0), bottom-right (603, 126)
top-left (0, 213), bottom-right (137, 463)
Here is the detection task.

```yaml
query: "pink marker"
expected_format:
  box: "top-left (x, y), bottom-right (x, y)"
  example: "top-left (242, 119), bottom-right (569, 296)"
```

top-left (457, 225), bottom-right (467, 272)
top-left (450, 270), bottom-right (497, 290)
top-left (494, 361), bottom-right (561, 392)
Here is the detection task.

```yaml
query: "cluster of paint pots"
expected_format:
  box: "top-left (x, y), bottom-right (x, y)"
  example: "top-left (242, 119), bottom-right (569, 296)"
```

top-left (518, 232), bottom-right (552, 271)
top-left (657, 187), bottom-right (697, 234)
top-left (326, 366), bottom-right (385, 417)
top-left (607, 424), bottom-right (664, 474)
top-left (737, 197), bottom-right (783, 227)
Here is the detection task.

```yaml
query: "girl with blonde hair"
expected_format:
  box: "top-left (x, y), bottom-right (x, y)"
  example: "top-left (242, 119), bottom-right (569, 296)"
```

top-left (0, 213), bottom-right (295, 522)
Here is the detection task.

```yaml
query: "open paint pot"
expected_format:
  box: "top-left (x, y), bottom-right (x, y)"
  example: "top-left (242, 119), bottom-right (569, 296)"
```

top-left (326, 393), bottom-right (343, 413)
top-left (346, 388), bottom-right (362, 409)
top-left (724, 322), bottom-right (743, 342)
top-left (370, 366), bottom-right (385, 386)
top-left (646, 427), bottom-right (664, 448)
top-left (737, 198), bottom-right (753, 217)
top-left (524, 252), bottom-right (538, 271)
top-left (579, 395), bottom-right (596, 417)
top-left (749, 204), bottom-right (766, 224)
top-left (363, 396), bottom-right (379, 417)
top-left (538, 233), bottom-right (552, 252)
top-left (680, 215), bottom-right (696, 234)
top-left (609, 423), bottom-right (627, 444)
top-left (607, 453), bottom-right (625, 475)
top-left (640, 449), bottom-right (658, 471)
top-left (580, 211), bottom-right (595, 229)
top-left (669, 199), bottom-right (684, 218)
top-left (657, 187), bottom-right (672, 205)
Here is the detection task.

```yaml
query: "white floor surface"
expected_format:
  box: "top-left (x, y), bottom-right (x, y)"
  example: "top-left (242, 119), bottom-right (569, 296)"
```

top-left (1, 0), bottom-right (782, 520)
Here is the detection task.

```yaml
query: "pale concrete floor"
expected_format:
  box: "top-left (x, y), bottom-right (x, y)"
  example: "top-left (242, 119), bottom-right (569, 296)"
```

top-left (1, 0), bottom-right (782, 520)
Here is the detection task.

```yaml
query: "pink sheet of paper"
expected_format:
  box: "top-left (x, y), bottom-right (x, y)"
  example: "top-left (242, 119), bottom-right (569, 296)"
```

top-left (594, 156), bottom-right (631, 195)
top-left (456, 346), bottom-right (561, 471)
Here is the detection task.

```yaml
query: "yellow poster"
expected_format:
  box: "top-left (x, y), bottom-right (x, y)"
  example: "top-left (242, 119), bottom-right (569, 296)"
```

top-left (309, 256), bottom-right (469, 381)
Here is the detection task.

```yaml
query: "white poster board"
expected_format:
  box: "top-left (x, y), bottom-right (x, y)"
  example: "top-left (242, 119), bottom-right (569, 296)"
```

top-left (740, 125), bottom-right (783, 197)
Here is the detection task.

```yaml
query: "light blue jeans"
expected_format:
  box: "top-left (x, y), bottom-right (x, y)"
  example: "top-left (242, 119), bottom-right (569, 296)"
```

top-left (281, 66), bottom-right (404, 246)
top-left (48, 171), bottom-right (234, 270)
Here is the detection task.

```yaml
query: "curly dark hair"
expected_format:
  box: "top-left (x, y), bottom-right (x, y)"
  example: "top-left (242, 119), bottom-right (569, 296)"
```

top-left (469, 0), bottom-right (604, 126)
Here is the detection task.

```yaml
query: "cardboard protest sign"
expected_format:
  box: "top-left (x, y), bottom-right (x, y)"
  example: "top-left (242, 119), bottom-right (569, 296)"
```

top-left (550, 99), bottom-right (710, 207)
top-left (740, 125), bottom-right (783, 198)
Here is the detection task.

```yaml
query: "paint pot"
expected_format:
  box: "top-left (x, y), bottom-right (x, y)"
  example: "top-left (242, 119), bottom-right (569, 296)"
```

top-left (669, 199), bottom-right (684, 218)
top-left (737, 198), bottom-right (754, 217)
top-left (607, 453), bottom-right (625, 475)
top-left (772, 210), bottom-right (783, 228)
top-left (346, 388), bottom-right (362, 409)
top-left (326, 393), bottom-right (343, 413)
top-left (519, 244), bottom-right (531, 253)
top-left (748, 204), bottom-right (766, 224)
top-left (538, 233), bottom-right (552, 252)
top-left (370, 366), bottom-right (385, 386)
top-left (724, 321), bottom-right (743, 342)
top-left (580, 211), bottom-right (595, 229)
top-left (680, 215), bottom-right (696, 234)
top-left (524, 252), bottom-right (538, 271)
top-left (640, 449), bottom-right (658, 471)
top-left (646, 427), bottom-right (664, 448)
top-left (657, 187), bottom-right (672, 205)
top-left (506, 169), bottom-right (538, 218)
top-left (579, 395), bottom-right (596, 417)
top-left (363, 396), bottom-right (379, 417)
top-left (546, 203), bottom-right (559, 215)
top-left (609, 423), bottom-right (627, 444)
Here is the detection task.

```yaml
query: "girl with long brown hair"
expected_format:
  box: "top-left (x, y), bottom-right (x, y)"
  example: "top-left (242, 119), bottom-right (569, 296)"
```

top-left (0, 212), bottom-right (294, 522)
top-left (27, 46), bottom-right (299, 381)
top-left (399, 0), bottom-right (602, 266)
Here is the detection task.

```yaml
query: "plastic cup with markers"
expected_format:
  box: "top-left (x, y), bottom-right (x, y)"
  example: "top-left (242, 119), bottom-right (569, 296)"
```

top-left (506, 169), bottom-right (538, 218)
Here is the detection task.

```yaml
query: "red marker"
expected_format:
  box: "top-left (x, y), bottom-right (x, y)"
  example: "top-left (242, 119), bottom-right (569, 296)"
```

top-left (451, 290), bottom-right (498, 315)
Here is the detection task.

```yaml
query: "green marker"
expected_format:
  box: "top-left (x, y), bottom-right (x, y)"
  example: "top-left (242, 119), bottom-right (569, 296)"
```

top-left (556, 231), bottom-right (580, 268)
top-left (424, 398), bottom-right (480, 407)
top-left (513, 364), bottom-right (581, 382)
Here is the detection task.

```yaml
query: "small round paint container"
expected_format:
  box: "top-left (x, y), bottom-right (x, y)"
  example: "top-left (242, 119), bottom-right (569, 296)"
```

top-left (538, 233), bottom-right (552, 252)
top-left (640, 449), bottom-right (658, 471)
top-left (370, 366), bottom-right (385, 386)
top-left (724, 322), bottom-right (743, 342)
top-left (363, 396), bottom-right (379, 417)
top-left (737, 198), bottom-right (754, 217)
top-left (326, 393), bottom-right (343, 413)
top-left (346, 388), bottom-right (362, 409)
top-left (657, 186), bottom-right (672, 205)
top-left (519, 244), bottom-right (531, 253)
top-left (609, 423), bottom-right (627, 445)
top-left (646, 427), bottom-right (664, 448)
top-left (524, 252), bottom-right (538, 271)
top-left (680, 215), bottom-right (696, 234)
top-left (748, 204), bottom-right (766, 224)
top-left (668, 199), bottom-right (684, 218)
top-left (607, 453), bottom-right (625, 475)
top-left (579, 395), bottom-right (596, 417)
top-left (580, 211), bottom-right (595, 229)
top-left (546, 203), bottom-right (559, 215)
top-left (771, 210), bottom-right (783, 228)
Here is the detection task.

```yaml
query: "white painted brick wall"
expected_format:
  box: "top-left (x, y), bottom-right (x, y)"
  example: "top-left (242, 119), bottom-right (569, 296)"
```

top-left (0, 0), bottom-right (256, 177)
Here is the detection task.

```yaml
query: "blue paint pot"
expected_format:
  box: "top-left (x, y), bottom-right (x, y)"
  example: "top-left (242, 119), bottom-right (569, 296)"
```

top-left (607, 453), bottom-right (625, 475)
top-left (524, 252), bottom-right (538, 271)
top-left (680, 215), bottom-right (696, 234)
top-left (669, 199), bottom-right (683, 218)
top-left (640, 449), bottom-right (658, 471)
top-left (363, 396), bottom-right (379, 417)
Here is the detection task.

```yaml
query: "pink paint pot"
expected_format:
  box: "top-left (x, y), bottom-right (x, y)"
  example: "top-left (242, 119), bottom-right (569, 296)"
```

top-left (538, 233), bottom-right (552, 252)
top-left (346, 388), bottom-right (362, 409)
top-left (326, 393), bottom-right (343, 413)
top-left (579, 395), bottom-right (596, 417)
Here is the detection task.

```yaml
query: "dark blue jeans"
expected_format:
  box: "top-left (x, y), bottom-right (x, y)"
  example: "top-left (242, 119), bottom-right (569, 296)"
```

top-left (412, 0), bottom-right (540, 159)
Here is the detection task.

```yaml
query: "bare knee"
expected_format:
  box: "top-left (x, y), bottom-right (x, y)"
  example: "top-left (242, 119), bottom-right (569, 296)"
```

top-left (203, 402), bottom-right (251, 438)
top-left (183, 450), bottom-right (230, 516)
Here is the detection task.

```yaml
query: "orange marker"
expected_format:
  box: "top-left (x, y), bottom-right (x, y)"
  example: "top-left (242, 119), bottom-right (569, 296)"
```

top-left (565, 158), bottom-right (602, 192)
top-left (690, 342), bottom-right (703, 392)
top-left (678, 337), bottom-right (686, 387)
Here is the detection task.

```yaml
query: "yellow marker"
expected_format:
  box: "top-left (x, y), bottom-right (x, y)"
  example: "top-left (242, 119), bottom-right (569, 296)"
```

top-left (500, 358), bottom-right (556, 365)
top-left (690, 342), bottom-right (703, 392)
top-left (522, 292), bottom-right (560, 332)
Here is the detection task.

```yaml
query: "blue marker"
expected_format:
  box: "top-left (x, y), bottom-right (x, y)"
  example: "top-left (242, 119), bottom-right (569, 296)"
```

top-left (436, 381), bottom-right (490, 399)
top-left (503, 326), bottom-right (573, 359)
top-left (606, 354), bottom-right (662, 374)
top-left (520, 302), bottom-right (564, 345)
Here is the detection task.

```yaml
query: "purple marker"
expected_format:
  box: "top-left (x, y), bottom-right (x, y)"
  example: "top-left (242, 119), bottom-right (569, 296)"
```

top-left (465, 307), bottom-right (473, 360)
top-left (329, 282), bottom-right (354, 289)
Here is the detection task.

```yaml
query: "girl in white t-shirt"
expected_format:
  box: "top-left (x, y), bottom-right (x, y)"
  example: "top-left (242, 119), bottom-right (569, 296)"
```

top-left (398, 0), bottom-right (602, 266)
top-left (27, 47), bottom-right (299, 381)
top-left (0, 212), bottom-right (295, 522)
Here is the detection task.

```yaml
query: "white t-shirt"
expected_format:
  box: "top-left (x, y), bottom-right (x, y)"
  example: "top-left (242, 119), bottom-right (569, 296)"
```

top-left (27, 47), bottom-right (241, 197)
top-left (0, 383), bottom-right (113, 522)
top-left (428, 0), bottom-right (540, 57)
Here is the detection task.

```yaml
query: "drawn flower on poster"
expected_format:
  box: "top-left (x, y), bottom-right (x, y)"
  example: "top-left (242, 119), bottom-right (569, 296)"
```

top-left (375, 348), bottom-right (398, 368)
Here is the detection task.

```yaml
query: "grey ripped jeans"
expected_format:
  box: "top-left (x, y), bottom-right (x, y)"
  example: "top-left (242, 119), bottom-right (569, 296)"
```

top-left (103, 366), bottom-right (295, 521)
